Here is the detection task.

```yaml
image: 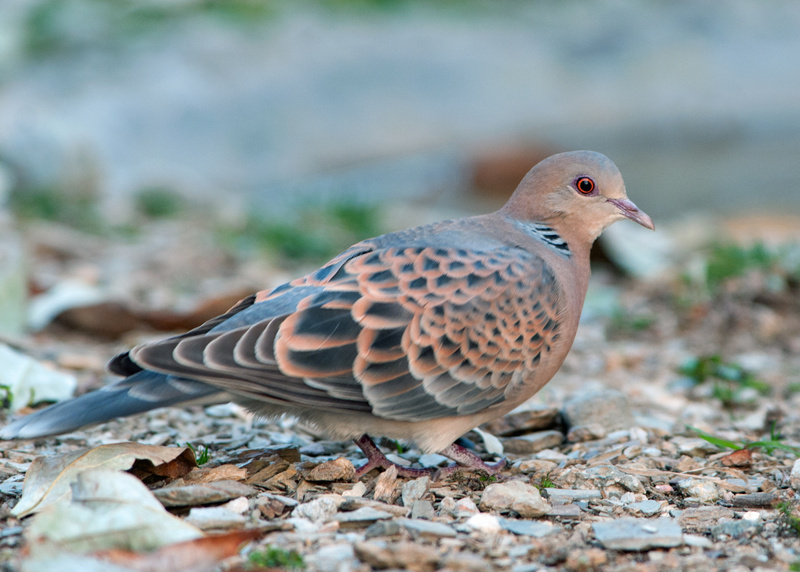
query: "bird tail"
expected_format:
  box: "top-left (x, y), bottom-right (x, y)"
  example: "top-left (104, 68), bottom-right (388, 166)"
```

top-left (0, 371), bottom-right (223, 440)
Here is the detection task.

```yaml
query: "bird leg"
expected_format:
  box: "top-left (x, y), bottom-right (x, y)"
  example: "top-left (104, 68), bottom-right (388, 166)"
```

top-left (353, 434), bottom-right (507, 480)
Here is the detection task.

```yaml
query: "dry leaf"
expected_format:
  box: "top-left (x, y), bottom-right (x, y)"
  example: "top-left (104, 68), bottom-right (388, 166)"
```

top-left (13, 443), bottom-right (196, 518)
top-left (180, 464), bottom-right (247, 485)
top-left (96, 529), bottom-right (261, 572)
top-left (719, 448), bottom-right (753, 468)
top-left (25, 469), bottom-right (203, 554)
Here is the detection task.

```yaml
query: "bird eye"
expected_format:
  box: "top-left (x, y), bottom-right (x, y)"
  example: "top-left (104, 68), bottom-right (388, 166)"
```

top-left (576, 177), bottom-right (595, 194)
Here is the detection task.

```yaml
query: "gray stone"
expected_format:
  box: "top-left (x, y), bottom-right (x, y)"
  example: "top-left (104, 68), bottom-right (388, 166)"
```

top-left (311, 544), bottom-right (356, 572)
top-left (411, 500), bottom-right (435, 520)
top-left (627, 500), bottom-right (662, 516)
top-left (154, 480), bottom-right (257, 508)
top-left (712, 517), bottom-right (763, 539)
top-left (683, 534), bottom-right (714, 548)
top-left (332, 506), bottom-right (393, 527)
top-left (501, 430), bottom-right (565, 454)
top-left (364, 519), bottom-right (403, 538)
top-left (481, 480), bottom-right (550, 517)
top-left (579, 465), bottom-right (644, 494)
top-left (499, 518), bottom-right (557, 537)
top-left (418, 453), bottom-right (450, 468)
top-left (184, 506), bottom-right (246, 530)
top-left (676, 478), bottom-right (721, 502)
top-left (545, 488), bottom-right (602, 502)
top-left (678, 507), bottom-right (735, 533)
top-left (396, 517), bottom-right (457, 538)
top-left (592, 518), bottom-right (683, 551)
top-left (401, 476), bottom-right (430, 507)
top-left (292, 497), bottom-right (341, 522)
top-left (671, 437), bottom-right (720, 457)
top-left (547, 504), bottom-right (583, 518)
top-left (562, 389), bottom-right (635, 433)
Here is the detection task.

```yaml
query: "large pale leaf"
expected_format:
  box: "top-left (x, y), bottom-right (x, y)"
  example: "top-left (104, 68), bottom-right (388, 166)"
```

top-left (25, 469), bottom-right (204, 554)
top-left (13, 443), bottom-right (196, 518)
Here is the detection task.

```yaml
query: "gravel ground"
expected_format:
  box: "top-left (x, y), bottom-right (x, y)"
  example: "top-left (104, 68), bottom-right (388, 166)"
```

top-left (1, 216), bottom-right (799, 571)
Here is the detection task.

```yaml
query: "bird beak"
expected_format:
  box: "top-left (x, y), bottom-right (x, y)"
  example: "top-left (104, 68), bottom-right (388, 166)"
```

top-left (608, 198), bottom-right (655, 231)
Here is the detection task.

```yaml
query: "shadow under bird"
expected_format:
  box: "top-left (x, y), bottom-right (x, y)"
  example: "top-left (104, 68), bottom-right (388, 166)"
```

top-left (1, 151), bottom-right (654, 477)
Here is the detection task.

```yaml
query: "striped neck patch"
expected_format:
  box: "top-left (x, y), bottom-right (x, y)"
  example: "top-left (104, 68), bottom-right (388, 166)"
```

top-left (515, 222), bottom-right (571, 257)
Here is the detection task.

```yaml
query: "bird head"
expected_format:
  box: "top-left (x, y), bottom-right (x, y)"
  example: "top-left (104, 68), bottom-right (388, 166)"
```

top-left (503, 150), bottom-right (654, 244)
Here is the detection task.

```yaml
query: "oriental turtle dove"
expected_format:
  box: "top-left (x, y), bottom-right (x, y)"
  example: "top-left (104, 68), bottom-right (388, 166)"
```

top-left (1, 151), bottom-right (653, 477)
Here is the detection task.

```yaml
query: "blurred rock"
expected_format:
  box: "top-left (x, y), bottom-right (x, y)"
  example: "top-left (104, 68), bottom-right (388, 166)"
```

top-left (306, 457), bottom-right (355, 483)
top-left (592, 518), bottom-right (683, 551)
top-left (562, 389), bottom-right (635, 439)
top-left (481, 403), bottom-right (560, 437)
top-left (502, 430), bottom-right (564, 455)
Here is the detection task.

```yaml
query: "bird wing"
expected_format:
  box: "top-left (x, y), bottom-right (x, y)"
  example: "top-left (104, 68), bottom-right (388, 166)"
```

top-left (125, 238), bottom-right (565, 422)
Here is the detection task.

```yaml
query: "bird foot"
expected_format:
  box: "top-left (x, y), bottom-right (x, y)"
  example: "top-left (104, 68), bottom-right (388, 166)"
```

top-left (353, 434), bottom-right (507, 481)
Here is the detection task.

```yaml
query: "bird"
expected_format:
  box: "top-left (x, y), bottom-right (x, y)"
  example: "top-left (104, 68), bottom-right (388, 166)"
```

top-left (0, 151), bottom-right (653, 478)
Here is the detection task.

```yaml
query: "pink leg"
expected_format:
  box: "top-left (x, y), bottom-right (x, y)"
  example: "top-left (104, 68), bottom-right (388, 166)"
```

top-left (353, 434), bottom-right (507, 480)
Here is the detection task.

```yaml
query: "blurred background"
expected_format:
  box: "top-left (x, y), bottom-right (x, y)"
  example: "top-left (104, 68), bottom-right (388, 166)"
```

top-left (0, 0), bottom-right (799, 344)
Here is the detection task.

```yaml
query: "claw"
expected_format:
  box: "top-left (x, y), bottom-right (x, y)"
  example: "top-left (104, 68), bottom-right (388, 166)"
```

top-left (353, 434), bottom-right (506, 481)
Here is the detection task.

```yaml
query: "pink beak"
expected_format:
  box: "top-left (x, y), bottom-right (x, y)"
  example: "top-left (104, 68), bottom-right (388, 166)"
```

top-left (608, 198), bottom-right (655, 231)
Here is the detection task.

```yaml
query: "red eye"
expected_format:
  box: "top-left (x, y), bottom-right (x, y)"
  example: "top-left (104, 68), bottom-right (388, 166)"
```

top-left (576, 177), bottom-right (595, 194)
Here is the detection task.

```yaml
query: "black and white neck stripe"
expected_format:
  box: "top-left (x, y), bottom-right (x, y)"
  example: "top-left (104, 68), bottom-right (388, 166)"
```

top-left (515, 222), bottom-right (571, 258)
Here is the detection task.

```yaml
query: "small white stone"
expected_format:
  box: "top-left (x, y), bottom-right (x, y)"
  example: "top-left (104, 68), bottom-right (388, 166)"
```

top-left (742, 511), bottom-right (761, 522)
top-left (221, 496), bottom-right (250, 514)
top-left (342, 481), bottom-right (367, 497)
top-left (465, 513), bottom-right (502, 533)
top-left (454, 497), bottom-right (479, 515)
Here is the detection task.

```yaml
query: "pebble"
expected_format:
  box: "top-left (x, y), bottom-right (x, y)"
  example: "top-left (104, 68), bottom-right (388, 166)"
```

top-left (684, 534), bottom-right (714, 548)
top-left (306, 457), bottom-right (355, 482)
top-left (396, 517), bottom-right (457, 538)
top-left (480, 480), bottom-right (551, 517)
top-left (293, 497), bottom-right (341, 522)
top-left (411, 500), bottom-right (435, 520)
top-left (464, 513), bottom-right (502, 533)
top-left (677, 507), bottom-right (734, 533)
top-left (481, 404), bottom-right (560, 436)
top-left (354, 540), bottom-right (439, 572)
top-left (501, 430), bottom-right (565, 454)
top-left (626, 500), bottom-right (662, 516)
top-left (342, 481), bottom-right (367, 497)
top-left (153, 480), bottom-right (257, 508)
top-left (676, 478), bottom-right (721, 502)
top-left (712, 517), bottom-right (763, 539)
top-left (671, 437), bottom-right (719, 457)
top-left (418, 453), bottom-right (450, 468)
top-left (592, 518), bottom-right (683, 551)
top-left (790, 459), bottom-right (800, 490)
top-left (364, 519), bottom-right (403, 538)
top-left (544, 488), bottom-right (602, 502)
top-left (535, 449), bottom-right (568, 461)
top-left (562, 389), bottom-right (635, 435)
top-left (333, 507), bottom-right (393, 527)
top-left (454, 497), bottom-right (480, 515)
top-left (439, 496), bottom-right (457, 516)
top-left (578, 465), bottom-right (645, 494)
top-left (310, 544), bottom-right (355, 572)
top-left (402, 476), bottom-right (430, 507)
top-left (184, 506), bottom-right (246, 530)
top-left (517, 459), bottom-right (558, 474)
top-left (498, 518), bottom-right (556, 537)
top-left (220, 496), bottom-right (250, 514)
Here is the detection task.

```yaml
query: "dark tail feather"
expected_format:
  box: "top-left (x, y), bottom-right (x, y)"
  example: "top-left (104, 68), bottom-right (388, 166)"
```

top-left (0, 371), bottom-right (223, 440)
